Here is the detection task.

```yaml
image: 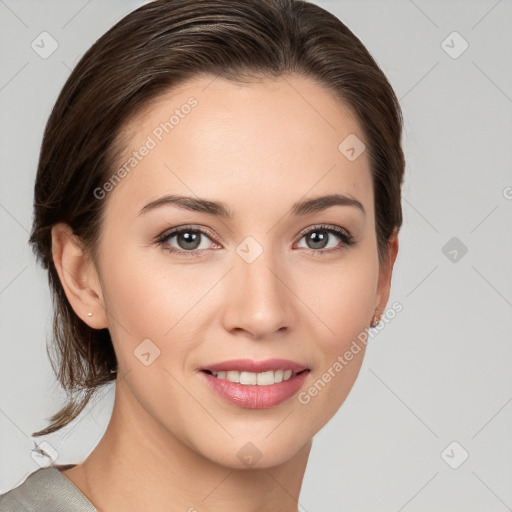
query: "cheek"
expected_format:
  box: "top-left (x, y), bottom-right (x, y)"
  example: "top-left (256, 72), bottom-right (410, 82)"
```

top-left (98, 246), bottom-right (187, 350)
top-left (102, 259), bottom-right (170, 336)
top-left (294, 250), bottom-right (378, 422)
top-left (99, 245), bottom-right (225, 373)
top-left (300, 248), bottom-right (378, 347)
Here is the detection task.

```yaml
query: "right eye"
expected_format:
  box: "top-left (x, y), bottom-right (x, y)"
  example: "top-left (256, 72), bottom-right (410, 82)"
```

top-left (156, 225), bottom-right (221, 257)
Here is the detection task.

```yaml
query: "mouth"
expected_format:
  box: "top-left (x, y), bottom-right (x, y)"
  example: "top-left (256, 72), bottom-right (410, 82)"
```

top-left (198, 368), bottom-right (311, 409)
top-left (201, 368), bottom-right (310, 386)
top-left (198, 358), bottom-right (311, 408)
top-left (200, 358), bottom-right (310, 386)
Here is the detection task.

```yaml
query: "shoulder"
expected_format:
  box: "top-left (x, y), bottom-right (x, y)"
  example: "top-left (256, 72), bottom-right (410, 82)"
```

top-left (0, 465), bottom-right (96, 512)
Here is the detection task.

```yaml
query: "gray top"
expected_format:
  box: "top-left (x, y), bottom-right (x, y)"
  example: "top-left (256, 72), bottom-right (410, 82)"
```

top-left (0, 464), bottom-right (97, 512)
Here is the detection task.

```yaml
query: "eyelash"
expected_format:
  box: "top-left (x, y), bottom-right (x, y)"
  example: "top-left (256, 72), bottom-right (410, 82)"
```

top-left (155, 224), bottom-right (355, 258)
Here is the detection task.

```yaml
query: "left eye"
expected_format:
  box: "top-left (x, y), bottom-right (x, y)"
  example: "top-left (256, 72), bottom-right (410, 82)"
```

top-left (296, 226), bottom-right (350, 251)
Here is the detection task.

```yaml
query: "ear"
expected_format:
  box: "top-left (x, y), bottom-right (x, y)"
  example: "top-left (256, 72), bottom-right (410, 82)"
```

top-left (51, 223), bottom-right (108, 329)
top-left (374, 227), bottom-right (399, 320)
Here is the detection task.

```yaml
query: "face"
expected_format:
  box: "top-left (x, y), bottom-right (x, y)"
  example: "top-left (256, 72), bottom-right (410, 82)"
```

top-left (88, 73), bottom-right (393, 468)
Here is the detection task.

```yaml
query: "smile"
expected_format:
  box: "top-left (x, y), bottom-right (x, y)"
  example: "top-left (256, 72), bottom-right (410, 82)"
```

top-left (202, 369), bottom-right (305, 385)
top-left (199, 358), bottom-right (311, 408)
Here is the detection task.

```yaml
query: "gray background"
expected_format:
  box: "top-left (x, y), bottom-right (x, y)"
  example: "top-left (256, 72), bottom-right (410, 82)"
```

top-left (1, 0), bottom-right (511, 510)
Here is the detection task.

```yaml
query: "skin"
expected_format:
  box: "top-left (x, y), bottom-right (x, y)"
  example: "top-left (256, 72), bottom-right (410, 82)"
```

top-left (51, 73), bottom-right (398, 512)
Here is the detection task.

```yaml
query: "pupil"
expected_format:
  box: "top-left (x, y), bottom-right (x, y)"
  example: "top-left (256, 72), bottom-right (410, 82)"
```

top-left (179, 231), bottom-right (200, 250)
top-left (309, 230), bottom-right (327, 249)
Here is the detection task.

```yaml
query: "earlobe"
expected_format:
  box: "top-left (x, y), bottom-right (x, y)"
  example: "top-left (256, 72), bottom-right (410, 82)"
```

top-left (51, 223), bottom-right (108, 329)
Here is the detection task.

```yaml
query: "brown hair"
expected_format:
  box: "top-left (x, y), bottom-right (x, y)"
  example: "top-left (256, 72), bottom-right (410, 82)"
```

top-left (29, 0), bottom-right (404, 437)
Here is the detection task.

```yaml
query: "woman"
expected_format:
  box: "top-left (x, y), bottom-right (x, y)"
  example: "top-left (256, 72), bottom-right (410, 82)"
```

top-left (0, 0), bottom-right (404, 510)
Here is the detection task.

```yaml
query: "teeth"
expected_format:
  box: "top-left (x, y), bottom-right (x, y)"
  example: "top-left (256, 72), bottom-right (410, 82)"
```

top-left (240, 371), bottom-right (257, 385)
top-left (225, 370), bottom-right (239, 383)
top-left (209, 369), bottom-right (299, 385)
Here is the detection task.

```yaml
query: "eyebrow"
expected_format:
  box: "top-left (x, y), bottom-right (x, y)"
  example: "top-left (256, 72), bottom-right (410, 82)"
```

top-left (138, 193), bottom-right (365, 218)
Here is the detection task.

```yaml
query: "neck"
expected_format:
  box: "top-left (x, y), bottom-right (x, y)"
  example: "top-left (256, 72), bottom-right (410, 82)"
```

top-left (69, 375), bottom-right (312, 512)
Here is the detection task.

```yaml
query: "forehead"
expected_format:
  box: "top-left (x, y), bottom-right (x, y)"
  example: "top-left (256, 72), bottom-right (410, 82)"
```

top-left (107, 73), bottom-right (373, 220)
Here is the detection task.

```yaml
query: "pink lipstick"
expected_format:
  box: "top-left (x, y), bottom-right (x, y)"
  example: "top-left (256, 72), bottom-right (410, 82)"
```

top-left (199, 358), bottom-right (310, 408)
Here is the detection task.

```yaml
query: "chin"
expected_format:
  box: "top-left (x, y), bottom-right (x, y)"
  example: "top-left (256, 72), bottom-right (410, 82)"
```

top-left (193, 432), bottom-right (313, 470)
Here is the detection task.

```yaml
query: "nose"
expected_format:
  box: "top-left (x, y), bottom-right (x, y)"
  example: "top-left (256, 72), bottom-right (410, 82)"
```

top-left (220, 246), bottom-right (297, 339)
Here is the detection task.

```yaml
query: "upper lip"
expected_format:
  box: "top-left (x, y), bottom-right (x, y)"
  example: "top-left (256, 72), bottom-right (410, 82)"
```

top-left (201, 358), bottom-right (309, 374)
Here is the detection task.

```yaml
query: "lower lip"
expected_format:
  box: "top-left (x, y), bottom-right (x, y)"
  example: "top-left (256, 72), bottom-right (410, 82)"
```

top-left (200, 370), bottom-right (310, 408)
